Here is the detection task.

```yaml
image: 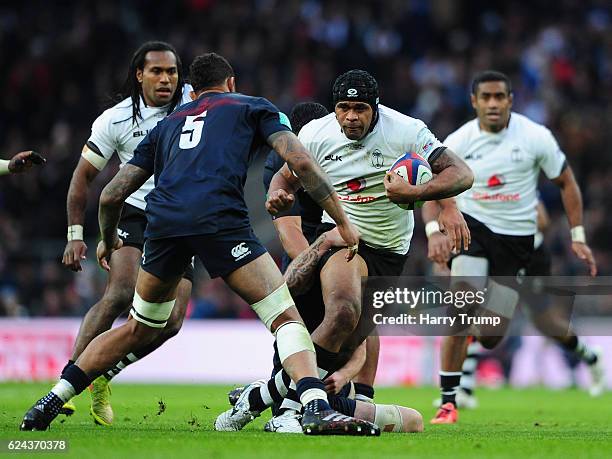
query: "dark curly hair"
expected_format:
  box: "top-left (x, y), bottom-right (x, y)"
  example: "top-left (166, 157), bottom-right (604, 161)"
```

top-left (189, 53), bottom-right (234, 93)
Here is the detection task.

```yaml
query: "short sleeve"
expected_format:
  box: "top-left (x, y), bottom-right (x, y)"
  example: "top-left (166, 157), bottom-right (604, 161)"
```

top-left (253, 98), bottom-right (292, 141)
top-left (88, 110), bottom-right (119, 160)
top-left (128, 124), bottom-right (158, 174)
top-left (407, 120), bottom-right (443, 162)
top-left (537, 128), bottom-right (567, 179)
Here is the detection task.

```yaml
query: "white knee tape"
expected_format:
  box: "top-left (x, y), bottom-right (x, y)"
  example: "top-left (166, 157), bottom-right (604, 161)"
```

top-left (275, 321), bottom-right (315, 363)
top-left (251, 283), bottom-right (295, 331)
top-left (374, 404), bottom-right (404, 433)
top-left (451, 255), bottom-right (489, 277)
top-left (484, 280), bottom-right (519, 319)
top-left (130, 292), bottom-right (175, 329)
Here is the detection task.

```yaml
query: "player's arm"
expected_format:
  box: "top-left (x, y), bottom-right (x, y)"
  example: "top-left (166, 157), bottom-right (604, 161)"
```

top-left (97, 164), bottom-right (151, 271)
top-left (97, 126), bottom-right (156, 271)
top-left (551, 165), bottom-right (597, 276)
top-left (0, 151), bottom-right (46, 176)
top-left (266, 131), bottom-right (359, 260)
top-left (285, 228), bottom-right (346, 295)
top-left (324, 340), bottom-right (367, 395)
top-left (263, 153), bottom-right (310, 259)
top-left (62, 151), bottom-right (104, 272)
top-left (421, 201), bottom-right (455, 265)
top-left (385, 148), bottom-right (474, 203)
top-left (274, 217), bottom-right (309, 260)
top-left (536, 199), bottom-right (550, 233)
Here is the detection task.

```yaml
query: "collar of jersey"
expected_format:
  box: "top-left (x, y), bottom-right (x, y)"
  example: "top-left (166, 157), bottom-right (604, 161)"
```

top-left (139, 96), bottom-right (171, 112)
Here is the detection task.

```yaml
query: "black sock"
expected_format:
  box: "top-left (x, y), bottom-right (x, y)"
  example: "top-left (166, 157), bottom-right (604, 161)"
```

top-left (247, 371), bottom-right (291, 412)
top-left (296, 377), bottom-right (331, 412)
top-left (314, 343), bottom-right (340, 376)
top-left (354, 382), bottom-right (375, 400)
top-left (61, 360), bottom-right (75, 377)
top-left (62, 364), bottom-right (91, 395)
top-left (328, 394), bottom-right (356, 416)
top-left (562, 336), bottom-right (598, 365)
top-left (440, 372), bottom-right (462, 406)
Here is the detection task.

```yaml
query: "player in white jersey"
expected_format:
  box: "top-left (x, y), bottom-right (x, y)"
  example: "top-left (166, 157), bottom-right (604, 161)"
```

top-left (222, 70), bottom-right (473, 431)
top-left (424, 70), bottom-right (599, 424)
top-left (58, 42), bottom-right (194, 425)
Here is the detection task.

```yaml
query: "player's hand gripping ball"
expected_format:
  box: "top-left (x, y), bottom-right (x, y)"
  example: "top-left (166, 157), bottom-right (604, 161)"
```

top-left (388, 152), bottom-right (433, 210)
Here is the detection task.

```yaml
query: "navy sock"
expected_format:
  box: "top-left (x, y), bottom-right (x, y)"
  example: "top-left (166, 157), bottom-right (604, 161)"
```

top-left (328, 394), bottom-right (356, 416)
top-left (313, 343), bottom-right (340, 375)
top-left (354, 382), bottom-right (375, 399)
top-left (296, 377), bottom-right (331, 412)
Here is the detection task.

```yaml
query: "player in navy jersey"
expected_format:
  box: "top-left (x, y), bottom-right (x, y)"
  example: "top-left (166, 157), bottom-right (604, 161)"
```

top-left (21, 53), bottom-right (379, 436)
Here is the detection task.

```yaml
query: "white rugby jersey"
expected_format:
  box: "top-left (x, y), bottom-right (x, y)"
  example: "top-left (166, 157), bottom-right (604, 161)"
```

top-left (299, 104), bottom-right (443, 254)
top-left (85, 84), bottom-right (193, 210)
top-left (447, 112), bottom-right (566, 236)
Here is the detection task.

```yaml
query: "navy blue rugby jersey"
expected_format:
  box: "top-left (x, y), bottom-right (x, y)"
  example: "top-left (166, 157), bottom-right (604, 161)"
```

top-left (129, 92), bottom-right (291, 239)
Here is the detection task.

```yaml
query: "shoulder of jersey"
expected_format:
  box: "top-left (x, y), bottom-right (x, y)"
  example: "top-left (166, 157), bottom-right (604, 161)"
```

top-left (96, 97), bottom-right (133, 124)
top-left (298, 113), bottom-right (337, 139)
top-left (378, 104), bottom-right (424, 128)
top-left (510, 112), bottom-right (549, 135)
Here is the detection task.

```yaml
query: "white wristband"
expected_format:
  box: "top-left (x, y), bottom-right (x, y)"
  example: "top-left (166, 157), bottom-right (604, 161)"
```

top-left (67, 225), bottom-right (84, 241)
top-left (570, 225), bottom-right (586, 244)
top-left (425, 221), bottom-right (441, 239)
top-left (0, 159), bottom-right (10, 175)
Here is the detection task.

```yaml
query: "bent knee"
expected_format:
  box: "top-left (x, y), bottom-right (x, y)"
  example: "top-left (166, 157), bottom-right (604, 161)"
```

top-left (126, 318), bottom-right (162, 343)
top-left (325, 301), bottom-right (360, 331)
top-left (102, 286), bottom-right (136, 314)
top-left (479, 335), bottom-right (503, 349)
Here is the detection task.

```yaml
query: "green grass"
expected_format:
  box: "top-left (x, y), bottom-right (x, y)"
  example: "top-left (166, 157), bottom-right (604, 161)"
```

top-left (1, 383), bottom-right (610, 458)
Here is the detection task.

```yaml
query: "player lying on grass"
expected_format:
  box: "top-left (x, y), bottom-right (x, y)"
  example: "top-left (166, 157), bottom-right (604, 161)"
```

top-left (225, 228), bottom-right (424, 433)
top-left (21, 52), bottom-right (378, 436)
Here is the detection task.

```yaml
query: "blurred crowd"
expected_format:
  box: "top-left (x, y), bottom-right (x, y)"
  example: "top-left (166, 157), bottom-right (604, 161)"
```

top-left (1, 0), bottom-right (611, 318)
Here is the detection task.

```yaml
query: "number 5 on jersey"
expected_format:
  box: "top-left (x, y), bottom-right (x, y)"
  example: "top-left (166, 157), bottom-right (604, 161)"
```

top-left (179, 110), bottom-right (207, 149)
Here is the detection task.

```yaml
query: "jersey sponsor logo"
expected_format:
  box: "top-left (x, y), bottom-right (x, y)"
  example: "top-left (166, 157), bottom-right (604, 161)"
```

top-left (464, 152), bottom-right (483, 161)
top-left (231, 242), bottom-right (251, 261)
top-left (117, 228), bottom-right (130, 239)
top-left (133, 129), bottom-right (150, 138)
top-left (472, 191), bottom-right (520, 202)
top-left (370, 149), bottom-right (384, 169)
top-left (346, 178), bottom-right (366, 192)
top-left (347, 88), bottom-right (358, 97)
top-left (487, 174), bottom-right (506, 189)
top-left (338, 194), bottom-right (377, 203)
top-left (324, 154), bottom-right (343, 161)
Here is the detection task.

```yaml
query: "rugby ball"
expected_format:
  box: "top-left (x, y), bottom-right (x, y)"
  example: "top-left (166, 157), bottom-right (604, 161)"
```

top-left (388, 152), bottom-right (433, 210)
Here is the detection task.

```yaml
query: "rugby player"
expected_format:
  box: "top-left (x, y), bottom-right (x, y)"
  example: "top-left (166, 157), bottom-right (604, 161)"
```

top-left (21, 53), bottom-right (378, 436)
top-left (217, 69), bottom-right (473, 432)
top-left (0, 151), bottom-right (46, 175)
top-left (423, 70), bottom-right (599, 424)
top-left (231, 102), bottom-right (382, 433)
top-left (58, 41), bottom-right (194, 425)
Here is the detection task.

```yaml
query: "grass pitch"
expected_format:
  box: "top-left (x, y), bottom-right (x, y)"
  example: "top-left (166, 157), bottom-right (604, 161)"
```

top-left (1, 383), bottom-right (610, 458)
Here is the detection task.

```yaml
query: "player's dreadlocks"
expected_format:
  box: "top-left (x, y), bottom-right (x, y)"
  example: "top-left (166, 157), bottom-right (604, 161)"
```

top-left (121, 41), bottom-right (184, 125)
